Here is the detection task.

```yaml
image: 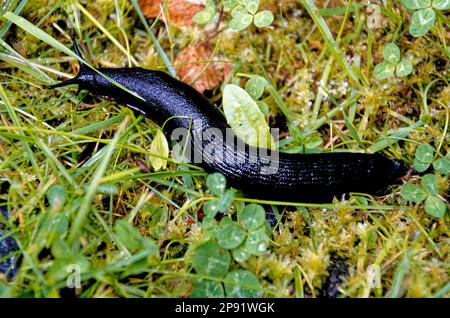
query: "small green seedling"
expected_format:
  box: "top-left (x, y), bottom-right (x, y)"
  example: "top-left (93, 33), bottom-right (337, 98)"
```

top-left (374, 43), bottom-right (413, 80)
top-left (401, 0), bottom-right (450, 37)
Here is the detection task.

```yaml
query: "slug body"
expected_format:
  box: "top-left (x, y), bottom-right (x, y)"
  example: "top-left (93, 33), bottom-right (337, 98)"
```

top-left (52, 45), bottom-right (406, 202)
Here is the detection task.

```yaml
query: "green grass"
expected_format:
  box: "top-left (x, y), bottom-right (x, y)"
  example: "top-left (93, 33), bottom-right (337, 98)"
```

top-left (0, 0), bottom-right (448, 298)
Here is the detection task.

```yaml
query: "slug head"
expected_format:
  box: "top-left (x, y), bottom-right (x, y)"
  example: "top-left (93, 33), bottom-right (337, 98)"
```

top-left (384, 158), bottom-right (408, 183)
top-left (48, 37), bottom-right (94, 91)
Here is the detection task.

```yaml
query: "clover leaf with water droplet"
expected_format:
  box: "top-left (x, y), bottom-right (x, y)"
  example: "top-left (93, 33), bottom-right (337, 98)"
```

top-left (214, 218), bottom-right (246, 249)
top-left (191, 279), bottom-right (224, 297)
top-left (207, 173), bottom-right (227, 196)
top-left (192, 240), bottom-right (231, 278)
top-left (224, 270), bottom-right (263, 297)
top-left (413, 143), bottom-right (434, 172)
top-left (223, 84), bottom-right (275, 150)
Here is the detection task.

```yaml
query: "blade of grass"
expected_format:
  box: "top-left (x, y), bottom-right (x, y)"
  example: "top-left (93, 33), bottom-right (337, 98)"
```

top-left (130, 0), bottom-right (177, 78)
top-left (233, 197), bottom-right (397, 210)
top-left (342, 112), bottom-right (365, 150)
top-left (294, 266), bottom-right (304, 298)
top-left (433, 282), bottom-right (450, 298)
top-left (311, 92), bottom-right (361, 130)
top-left (301, 0), bottom-right (360, 86)
top-left (35, 138), bottom-right (78, 189)
top-left (0, 52), bottom-right (72, 79)
top-left (0, 0), bottom-right (28, 39)
top-left (0, 124), bottom-right (201, 170)
top-left (388, 251), bottom-right (409, 298)
top-left (98, 169), bottom-right (206, 184)
top-left (367, 120), bottom-right (424, 153)
top-left (69, 114), bottom-right (126, 135)
top-left (0, 84), bottom-right (42, 181)
top-left (311, 56), bottom-right (334, 122)
top-left (74, 2), bottom-right (138, 66)
top-left (68, 117), bottom-right (129, 244)
top-left (0, 39), bottom-right (54, 82)
top-left (318, 3), bottom-right (366, 16)
top-left (2, 11), bottom-right (144, 101)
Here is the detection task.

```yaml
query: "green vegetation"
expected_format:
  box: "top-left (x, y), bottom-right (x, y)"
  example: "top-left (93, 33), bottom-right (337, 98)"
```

top-left (0, 0), bottom-right (448, 298)
top-left (374, 42), bottom-right (413, 80)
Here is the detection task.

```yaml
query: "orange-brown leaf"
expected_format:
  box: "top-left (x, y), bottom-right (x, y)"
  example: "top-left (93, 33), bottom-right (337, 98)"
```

top-left (138, 0), bottom-right (204, 27)
top-left (175, 42), bottom-right (231, 93)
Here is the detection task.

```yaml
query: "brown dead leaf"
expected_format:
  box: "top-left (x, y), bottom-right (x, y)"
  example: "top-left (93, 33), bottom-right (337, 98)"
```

top-left (175, 41), bottom-right (231, 93)
top-left (138, 0), bottom-right (204, 27)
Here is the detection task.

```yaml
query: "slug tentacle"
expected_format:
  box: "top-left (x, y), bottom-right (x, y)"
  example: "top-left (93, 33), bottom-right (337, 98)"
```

top-left (50, 40), bottom-right (407, 202)
top-left (48, 37), bottom-right (90, 90)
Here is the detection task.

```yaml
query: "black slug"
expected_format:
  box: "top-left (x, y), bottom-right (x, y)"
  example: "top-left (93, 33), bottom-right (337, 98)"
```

top-left (50, 41), bottom-right (406, 202)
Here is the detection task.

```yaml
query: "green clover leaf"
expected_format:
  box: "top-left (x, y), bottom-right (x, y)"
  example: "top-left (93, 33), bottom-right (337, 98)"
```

top-left (420, 174), bottom-right (439, 195)
top-left (228, 1), bottom-right (273, 30)
top-left (223, 0), bottom-right (238, 12)
top-left (214, 219), bottom-right (246, 249)
top-left (191, 279), bottom-right (224, 297)
top-left (229, 5), bottom-right (253, 31)
top-left (383, 43), bottom-right (401, 64)
top-left (413, 158), bottom-right (431, 172)
top-left (192, 240), bottom-right (231, 278)
top-left (243, 0), bottom-right (260, 14)
top-left (415, 143), bottom-right (434, 163)
top-left (375, 43), bottom-right (413, 80)
top-left (374, 61), bottom-right (395, 81)
top-left (401, 183), bottom-right (427, 203)
top-left (424, 195), bottom-right (447, 218)
top-left (245, 228), bottom-right (269, 256)
top-left (409, 7), bottom-right (436, 37)
top-left (206, 173), bottom-right (227, 196)
top-left (224, 270), bottom-right (263, 297)
top-left (396, 59), bottom-right (413, 77)
top-left (232, 244), bottom-right (252, 262)
top-left (253, 10), bottom-right (274, 28)
top-left (402, 0), bottom-right (432, 10)
top-left (432, 0), bottom-right (450, 10)
top-left (245, 75), bottom-right (266, 100)
top-left (238, 203), bottom-right (266, 231)
top-left (374, 61), bottom-right (396, 80)
top-left (433, 158), bottom-right (450, 175)
top-left (193, 0), bottom-right (216, 25)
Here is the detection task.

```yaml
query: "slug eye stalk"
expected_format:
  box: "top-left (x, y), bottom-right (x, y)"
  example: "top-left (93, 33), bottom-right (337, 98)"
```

top-left (48, 36), bottom-right (89, 91)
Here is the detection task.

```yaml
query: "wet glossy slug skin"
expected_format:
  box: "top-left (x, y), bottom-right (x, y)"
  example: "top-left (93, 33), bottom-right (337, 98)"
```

top-left (50, 48), bottom-right (406, 202)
